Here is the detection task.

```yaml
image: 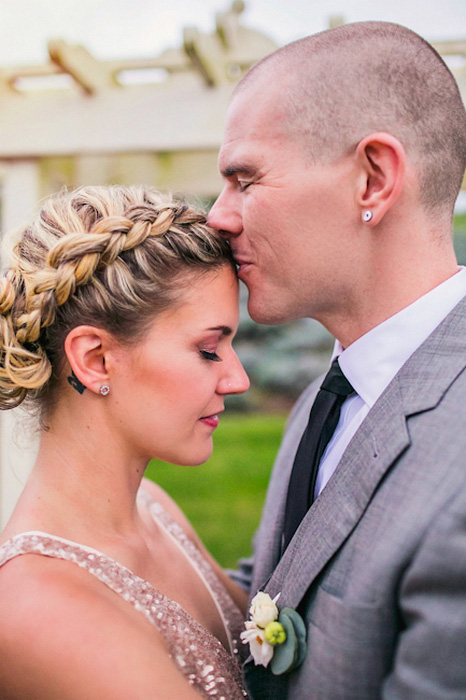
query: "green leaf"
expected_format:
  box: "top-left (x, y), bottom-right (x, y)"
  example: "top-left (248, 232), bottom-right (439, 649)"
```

top-left (280, 607), bottom-right (307, 669)
top-left (270, 612), bottom-right (297, 675)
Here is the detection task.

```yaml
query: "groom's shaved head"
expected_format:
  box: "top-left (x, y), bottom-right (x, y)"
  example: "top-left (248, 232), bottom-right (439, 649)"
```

top-left (237, 21), bottom-right (466, 213)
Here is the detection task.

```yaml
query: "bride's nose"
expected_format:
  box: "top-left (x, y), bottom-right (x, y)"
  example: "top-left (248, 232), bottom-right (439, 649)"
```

top-left (217, 353), bottom-right (250, 395)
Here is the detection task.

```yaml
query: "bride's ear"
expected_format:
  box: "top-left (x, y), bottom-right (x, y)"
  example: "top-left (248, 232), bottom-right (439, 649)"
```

top-left (64, 326), bottom-right (111, 396)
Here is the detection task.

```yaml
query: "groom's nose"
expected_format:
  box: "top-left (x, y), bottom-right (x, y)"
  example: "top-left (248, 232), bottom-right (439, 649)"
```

top-left (208, 188), bottom-right (243, 239)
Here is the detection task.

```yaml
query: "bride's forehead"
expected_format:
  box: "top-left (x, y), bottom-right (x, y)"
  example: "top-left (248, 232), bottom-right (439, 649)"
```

top-left (144, 269), bottom-right (239, 330)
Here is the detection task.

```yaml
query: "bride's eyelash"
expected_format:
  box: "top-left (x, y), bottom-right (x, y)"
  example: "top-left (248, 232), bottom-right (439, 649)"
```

top-left (200, 350), bottom-right (222, 362)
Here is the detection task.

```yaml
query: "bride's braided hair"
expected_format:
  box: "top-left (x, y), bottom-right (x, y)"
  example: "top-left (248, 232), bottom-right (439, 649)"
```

top-left (0, 185), bottom-right (233, 414)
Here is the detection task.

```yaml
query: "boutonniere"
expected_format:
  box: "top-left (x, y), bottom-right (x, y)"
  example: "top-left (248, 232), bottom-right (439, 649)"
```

top-left (240, 591), bottom-right (307, 675)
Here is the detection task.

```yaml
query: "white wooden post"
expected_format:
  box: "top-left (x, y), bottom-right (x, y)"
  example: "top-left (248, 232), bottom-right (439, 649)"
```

top-left (0, 160), bottom-right (40, 530)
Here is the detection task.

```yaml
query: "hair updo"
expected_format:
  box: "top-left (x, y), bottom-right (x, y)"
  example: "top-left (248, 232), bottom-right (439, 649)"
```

top-left (0, 185), bottom-right (234, 416)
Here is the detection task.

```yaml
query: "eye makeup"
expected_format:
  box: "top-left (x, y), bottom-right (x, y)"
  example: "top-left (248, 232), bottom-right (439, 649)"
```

top-left (200, 350), bottom-right (222, 362)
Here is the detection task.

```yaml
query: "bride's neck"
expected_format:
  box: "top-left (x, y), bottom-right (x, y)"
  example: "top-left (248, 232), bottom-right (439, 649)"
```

top-left (17, 407), bottom-right (148, 539)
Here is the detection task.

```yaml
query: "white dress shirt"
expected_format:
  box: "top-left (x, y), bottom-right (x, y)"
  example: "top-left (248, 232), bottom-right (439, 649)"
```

top-left (314, 267), bottom-right (466, 498)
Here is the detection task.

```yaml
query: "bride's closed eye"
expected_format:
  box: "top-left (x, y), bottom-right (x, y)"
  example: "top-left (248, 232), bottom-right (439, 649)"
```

top-left (200, 350), bottom-right (222, 362)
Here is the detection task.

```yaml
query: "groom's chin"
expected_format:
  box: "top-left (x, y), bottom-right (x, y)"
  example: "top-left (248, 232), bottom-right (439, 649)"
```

top-left (247, 297), bottom-right (294, 326)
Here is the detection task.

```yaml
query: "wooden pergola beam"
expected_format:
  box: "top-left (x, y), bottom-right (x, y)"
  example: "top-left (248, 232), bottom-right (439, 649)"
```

top-left (0, 83), bottom-right (235, 158)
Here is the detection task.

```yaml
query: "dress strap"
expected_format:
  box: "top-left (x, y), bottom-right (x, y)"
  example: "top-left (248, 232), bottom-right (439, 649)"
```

top-left (137, 488), bottom-right (245, 657)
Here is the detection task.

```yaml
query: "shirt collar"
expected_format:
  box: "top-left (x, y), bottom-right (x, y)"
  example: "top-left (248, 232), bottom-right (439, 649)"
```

top-left (335, 268), bottom-right (466, 408)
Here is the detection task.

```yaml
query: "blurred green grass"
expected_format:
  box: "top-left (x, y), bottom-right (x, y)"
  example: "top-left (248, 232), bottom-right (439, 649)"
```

top-left (454, 213), bottom-right (466, 265)
top-left (145, 413), bottom-right (287, 569)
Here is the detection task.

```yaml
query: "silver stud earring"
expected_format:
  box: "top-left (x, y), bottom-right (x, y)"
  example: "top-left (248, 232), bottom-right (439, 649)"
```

top-left (100, 384), bottom-right (110, 396)
top-left (362, 210), bottom-right (373, 222)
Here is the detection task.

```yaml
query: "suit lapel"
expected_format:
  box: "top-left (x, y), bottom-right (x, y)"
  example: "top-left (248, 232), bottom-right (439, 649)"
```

top-left (265, 378), bottom-right (409, 605)
top-left (243, 386), bottom-right (411, 696)
top-left (265, 297), bottom-right (466, 608)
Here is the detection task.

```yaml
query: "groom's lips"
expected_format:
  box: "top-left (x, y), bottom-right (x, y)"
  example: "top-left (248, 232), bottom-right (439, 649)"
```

top-left (233, 254), bottom-right (253, 278)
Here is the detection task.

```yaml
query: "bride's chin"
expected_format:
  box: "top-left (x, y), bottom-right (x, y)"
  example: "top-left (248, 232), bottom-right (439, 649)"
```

top-left (168, 443), bottom-right (214, 468)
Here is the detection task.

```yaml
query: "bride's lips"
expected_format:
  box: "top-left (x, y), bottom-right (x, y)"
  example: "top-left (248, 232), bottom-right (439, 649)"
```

top-left (199, 413), bottom-right (221, 429)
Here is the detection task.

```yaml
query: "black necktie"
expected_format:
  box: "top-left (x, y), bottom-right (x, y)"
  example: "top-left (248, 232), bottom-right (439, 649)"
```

top-left (282, 358), bottom-right (355, 551)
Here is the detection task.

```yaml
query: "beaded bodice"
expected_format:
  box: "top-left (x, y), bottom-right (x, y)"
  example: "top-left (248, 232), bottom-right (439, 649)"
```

top-left (0, 489), bottom-right (248, 699)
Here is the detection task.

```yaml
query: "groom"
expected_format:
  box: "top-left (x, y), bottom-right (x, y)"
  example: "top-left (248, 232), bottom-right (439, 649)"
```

top-left (209, 21), bottom-right (466, 700)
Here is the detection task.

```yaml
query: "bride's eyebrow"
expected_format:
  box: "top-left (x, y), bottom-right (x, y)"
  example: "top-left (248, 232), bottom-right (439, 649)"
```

top-left (206, 325), bottom-right (232, 337)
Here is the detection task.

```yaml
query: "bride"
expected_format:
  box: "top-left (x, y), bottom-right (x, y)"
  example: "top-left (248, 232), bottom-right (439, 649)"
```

top-left (0, 185), bottom-right (250, 699)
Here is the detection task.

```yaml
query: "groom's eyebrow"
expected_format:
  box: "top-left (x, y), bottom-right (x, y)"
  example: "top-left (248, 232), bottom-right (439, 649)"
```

top-left (221, 164), bottom-right (257, 179)
top-left (207, 325), bottom-right (232, 336)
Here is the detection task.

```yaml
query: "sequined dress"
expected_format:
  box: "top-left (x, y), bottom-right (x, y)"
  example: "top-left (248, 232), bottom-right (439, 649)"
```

top-left (0, 489), bottom-right (248, 699)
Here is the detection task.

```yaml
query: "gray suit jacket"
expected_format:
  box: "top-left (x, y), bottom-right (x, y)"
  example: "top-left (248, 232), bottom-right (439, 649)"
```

top-left (240, 295), bottom-right (466, 700)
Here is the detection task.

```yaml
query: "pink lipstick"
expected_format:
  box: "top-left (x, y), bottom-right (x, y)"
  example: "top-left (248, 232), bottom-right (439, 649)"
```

top-left (200, 414), bottom-right (220, 429)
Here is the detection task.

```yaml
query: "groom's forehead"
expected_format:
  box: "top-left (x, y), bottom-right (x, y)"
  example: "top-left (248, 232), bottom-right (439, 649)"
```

top-left (219, 113), bottom-right (294, 178)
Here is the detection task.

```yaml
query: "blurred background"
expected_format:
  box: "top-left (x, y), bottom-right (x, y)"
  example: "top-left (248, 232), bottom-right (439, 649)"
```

top-left (0, 0), bottom-right (464, 64)
top-left (0, 0), bottom-right (465, 565)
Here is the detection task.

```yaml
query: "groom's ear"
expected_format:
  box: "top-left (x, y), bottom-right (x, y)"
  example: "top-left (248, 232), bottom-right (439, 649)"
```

top-left (64, 325), bottom-right (111, 395)
top-left (355, 132), bottom-right (406, 225)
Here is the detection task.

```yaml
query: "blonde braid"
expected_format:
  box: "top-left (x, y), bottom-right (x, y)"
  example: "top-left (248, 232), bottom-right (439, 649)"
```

top-left (0, 267), bottom-right (51, 408)
top-left (14, 205), bottom-right (182, 345)
top-left (0, 185), bottom-right (233, 415)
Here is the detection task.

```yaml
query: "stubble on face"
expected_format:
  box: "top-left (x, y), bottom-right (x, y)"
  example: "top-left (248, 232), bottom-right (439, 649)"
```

top-left (219, 78), bottom-right (360, 329)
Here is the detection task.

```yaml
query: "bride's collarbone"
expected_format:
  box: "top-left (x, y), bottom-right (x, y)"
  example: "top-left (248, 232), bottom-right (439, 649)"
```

top-left (133, 529), bottom-right (231, 651)
top-left (48, 521), bottom-right (231, 653)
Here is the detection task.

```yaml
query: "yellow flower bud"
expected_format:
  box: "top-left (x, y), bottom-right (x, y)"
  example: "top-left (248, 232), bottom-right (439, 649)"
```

top-left (264, 621), bottom-right (287, 646)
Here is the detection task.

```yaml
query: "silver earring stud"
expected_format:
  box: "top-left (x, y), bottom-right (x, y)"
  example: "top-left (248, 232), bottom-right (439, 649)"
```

top-left (100, 384), bottom-right (110, 396)
top-left (362, 210), bottom-right (373, 222)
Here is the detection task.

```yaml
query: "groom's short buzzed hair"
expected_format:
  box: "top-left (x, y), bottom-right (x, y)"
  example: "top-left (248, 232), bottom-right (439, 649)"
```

top-left (238, 21), bottom-right (466, 214)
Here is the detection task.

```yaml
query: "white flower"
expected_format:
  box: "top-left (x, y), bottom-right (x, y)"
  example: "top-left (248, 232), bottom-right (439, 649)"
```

top-left (240, 620), bottom-right (275, 667)
top-left (242, 591), bottom-right (308, 675)
top-left (249, 591), bottom-right (280, 629)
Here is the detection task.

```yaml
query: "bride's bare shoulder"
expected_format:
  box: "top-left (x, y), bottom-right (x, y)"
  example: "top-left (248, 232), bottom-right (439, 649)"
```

top-left (0, 554), bottom-right (202, 700)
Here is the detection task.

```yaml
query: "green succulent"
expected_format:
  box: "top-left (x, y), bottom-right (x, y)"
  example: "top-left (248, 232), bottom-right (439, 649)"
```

top-left (270, 607), bottom-right (307, 676)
